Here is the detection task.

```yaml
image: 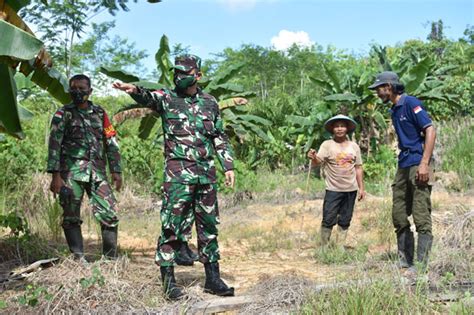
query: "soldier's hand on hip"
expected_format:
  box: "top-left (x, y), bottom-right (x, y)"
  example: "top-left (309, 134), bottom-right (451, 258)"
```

top-left (50, 172), bottom-right (65, 198)
top-left (224, 170), bottom-right (235, 189)
top-left (112, 82), bottom-right (137, 94)
top-left (112, 173), bottom-right (122, 191)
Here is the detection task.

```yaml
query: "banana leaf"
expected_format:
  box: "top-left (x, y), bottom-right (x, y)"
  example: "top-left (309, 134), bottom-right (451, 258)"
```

top-left (372, 111), bottom-right (387, 129)
top-left (14, 72), bottom-right (34, 90)
top-left (138, 113), bottom-right (159, 139)
top-left (401, 57), bottom-right (434, 93)
top-left (0, 65), bottom-right (24, 139)
top-left (155, 34), bottom-right (173, 86)
top-left (286, 115), bottom-right (314, 126)
top-left (204, 63), bottom-right (245, 91)
top-left (99, 66), bottom-right (140, 83)
top-left (323, 93), bottom-right (360, 103)
top-left (205, 83), bottom-right (244, 99)
top-left (0, 19), bottom-right (43, 60)
top-left (20, 59), bottom-right (70, 104)
top-left (322, 63), bottom-right (342, 93)
top-left (308, 76), bottom-right (334, 93)
top-left (238, 114), bottom-right (272, 126)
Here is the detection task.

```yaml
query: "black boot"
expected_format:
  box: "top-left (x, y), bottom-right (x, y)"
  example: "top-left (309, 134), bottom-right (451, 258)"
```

top-left (63, 226), bottom-right (85, 260)
top-left (204, 262), bottom-right (234, 296)
top-left (417, 233), bottom-right (433, 271)
top-left (175, 242), bottom-right (194, 266)
top-left (396, 228), bottom-right (414, 268)
top-left (160, 266), bottom-right (184, 300)
top-left (101, 225), bottom-right (118, 259)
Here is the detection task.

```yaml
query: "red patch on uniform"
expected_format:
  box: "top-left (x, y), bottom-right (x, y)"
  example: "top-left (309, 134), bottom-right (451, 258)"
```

top-left (151, 90), bottom-right (165, 96)
top-left (103, 112), bottom-right (116, 138)
top-left (413, 106), bottom-right (422, 114)
top-left (54, 110), bottom-right (63, 119)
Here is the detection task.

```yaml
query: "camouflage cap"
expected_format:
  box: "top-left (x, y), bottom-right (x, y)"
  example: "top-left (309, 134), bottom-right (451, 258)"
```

top-left (171, 54), bottom-right (201, 72)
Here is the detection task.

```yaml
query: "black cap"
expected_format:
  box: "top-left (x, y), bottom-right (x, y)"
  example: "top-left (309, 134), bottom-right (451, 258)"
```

top-left (368, 71), bottom-right (400, 90)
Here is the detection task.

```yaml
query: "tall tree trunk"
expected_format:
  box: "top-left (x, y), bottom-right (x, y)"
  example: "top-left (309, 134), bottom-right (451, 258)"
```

top-left (66, 29), bottom-right (76, 78)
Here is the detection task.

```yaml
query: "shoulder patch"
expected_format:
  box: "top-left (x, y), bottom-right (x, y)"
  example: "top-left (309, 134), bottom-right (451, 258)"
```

top-left (54, 110), bottom-right (64, 119)
top-left (151, 90), bottom-right (165, 96)
top-left (51, 109), bottom-right (65, 124)
top-left (413, 105), bottom-right (422, 114)
top-left (103, 111), bottom-right (116, 138)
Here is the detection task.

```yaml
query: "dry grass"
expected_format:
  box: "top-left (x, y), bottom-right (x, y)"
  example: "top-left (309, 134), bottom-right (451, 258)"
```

top-left (0, 256), bottom-right (222, 313)
top-left (240, 273), bottom-right (315, 314)
top-left (430, 205), bottom-right (473, 283)
top-left (1, 182), bottom-right (473, 313)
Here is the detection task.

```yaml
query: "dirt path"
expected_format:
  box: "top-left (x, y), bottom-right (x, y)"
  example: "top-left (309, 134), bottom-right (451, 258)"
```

top-left (115, 189), bottom-right (473, 294)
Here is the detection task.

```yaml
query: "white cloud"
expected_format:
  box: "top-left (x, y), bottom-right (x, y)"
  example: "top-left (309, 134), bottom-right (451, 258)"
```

top-left (271, 30), bottom-right (314, 51)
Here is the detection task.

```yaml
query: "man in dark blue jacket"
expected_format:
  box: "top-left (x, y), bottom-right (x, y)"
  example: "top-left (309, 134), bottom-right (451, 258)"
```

top-left (369, 71), bottom-right (436, 275)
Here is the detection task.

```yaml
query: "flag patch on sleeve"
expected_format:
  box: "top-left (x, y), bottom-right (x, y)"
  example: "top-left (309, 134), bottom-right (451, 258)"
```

top-left (52, 110), bottom-right (64, 123)
top-left (54, 110), bottom-right (63, 119)
top-left (413, 106), bottom-right (422, 114)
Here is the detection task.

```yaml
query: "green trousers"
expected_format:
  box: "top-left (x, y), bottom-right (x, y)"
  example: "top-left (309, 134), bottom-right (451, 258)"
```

top-left (392, 165), bottom-right (432, 235)
top-left (59, 176), bottom-right (119, 228)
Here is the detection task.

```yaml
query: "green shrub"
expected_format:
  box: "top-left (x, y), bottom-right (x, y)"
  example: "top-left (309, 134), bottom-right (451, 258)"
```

top-left (314, 244), bottom-right (369, 265)
top-left (119, 135), bottom-right (164, 195)
top-left (440, 119), bottom-right (474, 189)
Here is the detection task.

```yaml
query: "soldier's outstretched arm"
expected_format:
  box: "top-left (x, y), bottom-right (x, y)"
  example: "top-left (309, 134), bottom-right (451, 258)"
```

top-left (112, 81), bottom-right (164, 113)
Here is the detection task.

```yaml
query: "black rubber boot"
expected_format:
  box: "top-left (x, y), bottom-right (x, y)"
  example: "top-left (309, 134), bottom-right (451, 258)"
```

top-left (396, 228), bottom-right (414, 268)
top-left (417, 233), bottom-right (433, 270)
top-left (175, 242), bottom-right (194, 266)
top-left (101, 225), bottom-right (118, 259)
top-left (63, 226), bottom-right (85, 260)
top-left (160, 266), bottom-right (184, 300)
top-left (184, 242), bottom-right (199, 261)
top-left (204, 262), bottom-right (234, 296)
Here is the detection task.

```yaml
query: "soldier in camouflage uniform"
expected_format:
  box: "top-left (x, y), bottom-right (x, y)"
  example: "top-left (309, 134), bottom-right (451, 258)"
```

top-left (113, 55), bottom-right (235, 299)
top-left (48, 74), bottom-right (122, 261)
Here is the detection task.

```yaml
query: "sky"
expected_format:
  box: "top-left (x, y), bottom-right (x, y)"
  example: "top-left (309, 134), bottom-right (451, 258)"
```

top-left (94, 0), bottom-right (473, 70)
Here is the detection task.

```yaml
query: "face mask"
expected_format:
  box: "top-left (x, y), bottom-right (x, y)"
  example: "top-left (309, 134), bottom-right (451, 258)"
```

top-left (174, 73), bottom-right (197, 89)
top-left (69, 89), bottom-right (89, 105)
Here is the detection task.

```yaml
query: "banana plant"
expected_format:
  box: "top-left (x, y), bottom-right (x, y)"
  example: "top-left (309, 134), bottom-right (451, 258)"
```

top-left (0, 0), bottom-right (70, 139)
top-left (308, 45), bottom-right (460, 154)
top-left (1, 0), bottom-right (162, 139)
top-left (103, 34), bottom-right (269, 142)
top-left (285, 103), bottom-right (333, 154)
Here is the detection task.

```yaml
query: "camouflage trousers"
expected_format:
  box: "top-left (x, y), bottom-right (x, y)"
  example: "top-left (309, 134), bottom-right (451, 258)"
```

top-left (181, 208), bottom-right (195, 241)
top-left (156, 182), bottom-right (220, 267)
top-left (392, 166), bottom-right (432, 235)
top-left (59, 176), bottom-right (119, 229)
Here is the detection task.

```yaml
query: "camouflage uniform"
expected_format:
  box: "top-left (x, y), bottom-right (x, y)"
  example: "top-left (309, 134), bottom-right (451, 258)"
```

top-left (130, 86), bottom-right (234, 267)
top-left (47, 101), bottom-right (121, 228)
